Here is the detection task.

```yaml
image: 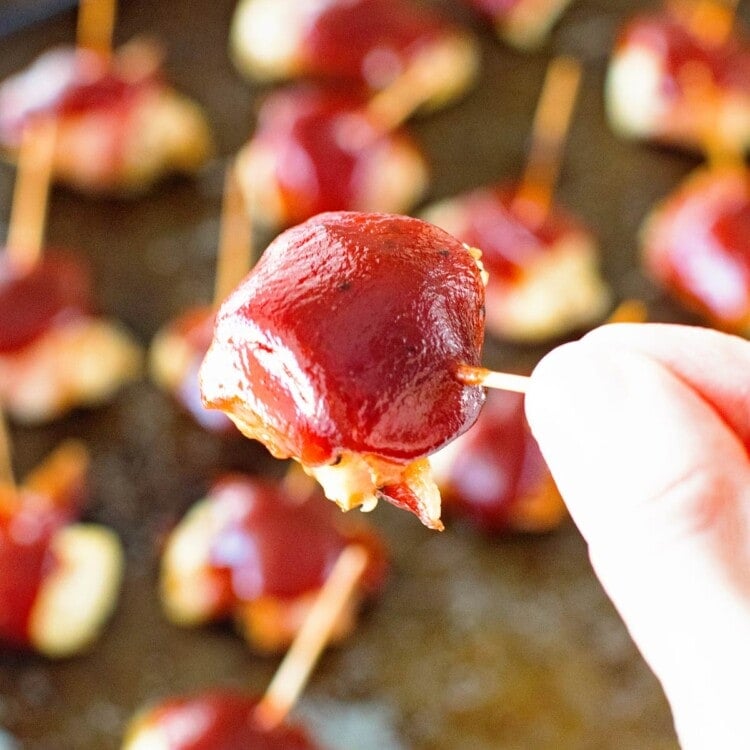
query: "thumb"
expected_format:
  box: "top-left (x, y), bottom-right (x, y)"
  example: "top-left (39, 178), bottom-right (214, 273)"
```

top-left (525, 327), bottom-right (750, 750)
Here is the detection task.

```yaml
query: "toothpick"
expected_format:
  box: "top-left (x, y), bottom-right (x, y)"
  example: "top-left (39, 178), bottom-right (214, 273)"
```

top-left (23, 441), bottom-right (89, 511)
top-left (674, 0), bottom-right (739, 46)
top-left (214, 164), bottom-right (252, 307)
top-left (77, 0), bottom-right (117, 60)
top-left (0, 411), bottom-right (15, 489)
top-left (455, 364), bottom-right (530, 394)
top-left (678, 58), bottom-right (743, 167)
top-left (366, 47), bottom-right (451, 133)
top-left (607, 299), bottom-right (648, 324)
top-left (512, 56), bottom-right (582, 227)
top-left (6, 119), bottom-right (57, 272)
top-left (254, 544), bottom-right (369, 730)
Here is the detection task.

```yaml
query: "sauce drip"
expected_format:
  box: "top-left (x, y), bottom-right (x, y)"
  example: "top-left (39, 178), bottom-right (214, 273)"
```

top-left (255, 87), bottom-right (391, 224)
top-left (202, 212), bottom-right (486, 467)
top-left (302, 0), bottom-right (449, 88)
top-left (0, 498), bottom-right (66, 647)
top-left (147, 691), bottom-right (318, 750)
top-left (0, 250), bottom-right (91, 353)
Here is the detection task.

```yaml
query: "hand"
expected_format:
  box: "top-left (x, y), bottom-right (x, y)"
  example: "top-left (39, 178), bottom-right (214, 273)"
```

top-left (525, 323), bottom-right (750, 750)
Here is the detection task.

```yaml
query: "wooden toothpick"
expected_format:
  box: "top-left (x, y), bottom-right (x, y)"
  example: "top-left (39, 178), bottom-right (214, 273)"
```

top-left (214, 164), bottom-right (252, 307)
top-left (0, 411), bottom-right (15, 490)
top-left (6, 119), bottom-right (57, 272)
top-left (455, 364), bottom-right (530, 394)
top-left (366, 41), bottom-right (465, 133)
top-left (512, 56), bottom-right (582, 227)
top-left (675, 0), bottom-right (739, 46)
top-left (77, 0), bottom-right (117, 60)
top-left (254, 544), bottom-right (369, 731)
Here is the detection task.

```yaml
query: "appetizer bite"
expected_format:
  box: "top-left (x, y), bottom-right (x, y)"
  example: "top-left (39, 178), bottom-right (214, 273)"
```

top-left (1, 122), bottom-right (141, 423)
top-left (463, 0), bottom-right (575, 49)
top-left (236, 85), bottom-right (428, 229)
top-left (422, 57), bottom-right (610, 343)
top-left (200, 211), bottom-right (489, 531)
top-left (641, 164), bottom-right (750, 332)
top-left (0, 249), bottom-right (142, 422)
top-left (161, 473), bottom-right (386, 652)
top-left (230, 0), bottom-right (479, 111)
top-left (606, 1), bottom-right (750, 153)
top-left (431, 390), bottom-right (564, 533)
top-left (0, 438), bottom-right (124, 657)
top-left (125, 545), bottom-right (368, 749)
top-left (0, 0), bottom-right (213, 193)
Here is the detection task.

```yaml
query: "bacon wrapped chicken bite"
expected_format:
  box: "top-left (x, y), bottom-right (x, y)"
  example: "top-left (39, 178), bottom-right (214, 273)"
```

top-left (236, 85), bottom-right (428, 229)
top-left (606, 4), bottom-right (750, 153)
top-left (641, 165), bottom-right (750, 332)
top-left (123, 691), bottom-right (319, 750)
top-left (463, 0), bottom-right (574, 49)
top-left (422, 183), bottom-right (610, 342)
top-left (431, 389), bottom-right (564, 533)
top-left (0, 39), bottom-right (213, 193)
top-left (231, 0), bottom-right (478, 111)
top-left (0, 249), bottom-right (141, 423)
top-left (0, 442), bottom-right (123, 657)
top-left (161, 473), bottom-right (386, 652)
top-left (200, 212), bottom-right (487, 530)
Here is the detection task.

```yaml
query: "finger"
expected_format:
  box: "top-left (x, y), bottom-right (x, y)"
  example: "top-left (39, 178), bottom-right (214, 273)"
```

top-left (525, 338), bottom-right (750, 750)
top-left (583, 323), bottom-right (750, 449)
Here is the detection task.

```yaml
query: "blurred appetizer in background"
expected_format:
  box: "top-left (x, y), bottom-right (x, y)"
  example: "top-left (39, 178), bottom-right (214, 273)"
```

top-left (200, 211), bottom-right (490, 531)
top-left (431, 390), bottom-right (564, 534)
top-left (641, 163), bottom-right (750, 332)
top-left (0, 0), bottom-right (213, 193)
top-left (236, 85), bottom-right (428, 229)
top-left (123, 691), bottom-right (319, 750)
top-left (161, 472), bottom-right (386, 652)
top-left (606, 0), bottom-right (750, 153)
top-left (230, 0), bottom-right (479, 111)
top-left (126, 545), bottom-right (369, 749)
top-left (462, 0), bottom-right (576, 49)
top-left (423, 56), bottom-right (610, 343)
top-left (150, 167), bottom-right (250, 433)
top-left (0, 120), bottom-right (141, 423)
top-left (0, 438), bottom-right (123, 658)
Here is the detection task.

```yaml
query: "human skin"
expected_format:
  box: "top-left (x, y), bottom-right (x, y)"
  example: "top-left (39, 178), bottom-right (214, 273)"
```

top-left (525, 323), bottom-right (750, 750)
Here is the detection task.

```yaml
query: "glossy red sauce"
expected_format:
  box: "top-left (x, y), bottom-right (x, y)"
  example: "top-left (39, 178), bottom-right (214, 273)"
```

top-left (0, 47), bottom-right (159, 149)
top-left (643, 167), bottom-right (750, 327)
top-left (145, 691), bottom-right (318, 750)
top-left (166, 307), bottom-right (234, 433)
top-left (301, 0), bottom-right (451, 88)
top-left (205, 475), bottom-right (384, 601)
top-left (201, 212), bottom-right (486, 466)
top-left (0, 497), bottom-right (67, 647)
top-left (617, 11), bottom-right (750, 95)
top-left (436, 390), bottom-right (552, 533)
top-left (441, 183), bottom-right (588, 283)
top-left (253, 86), bottom-right (409, 224)
top-left (0, 249), bottom-right (91, 353)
